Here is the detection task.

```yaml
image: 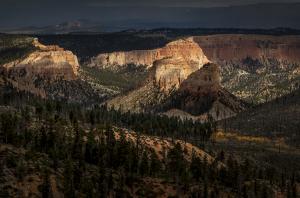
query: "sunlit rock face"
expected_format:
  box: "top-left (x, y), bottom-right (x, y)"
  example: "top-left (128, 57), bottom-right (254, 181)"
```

top-left (3, 38), bottom-right (79, 81)
top-left (88, 37), bottom-right (209, 70)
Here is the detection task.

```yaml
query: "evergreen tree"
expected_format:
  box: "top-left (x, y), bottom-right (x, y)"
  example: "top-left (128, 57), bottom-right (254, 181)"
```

top-left (139, 151), bottom-right (149, 176)
top-left (190, 151), bottom-right (202, 181)
top-left (63, 159), bottom-right (75, 198)
top-left (149, 150), bottom-right (161, 177)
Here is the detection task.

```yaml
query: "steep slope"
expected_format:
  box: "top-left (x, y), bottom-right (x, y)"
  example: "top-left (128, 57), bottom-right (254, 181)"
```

top-left (194, 35), bottom-right (300, 103)
top-left (107, 58), bottom-right (246, 121)
top-left (161, 63), bottom-right (247, 120)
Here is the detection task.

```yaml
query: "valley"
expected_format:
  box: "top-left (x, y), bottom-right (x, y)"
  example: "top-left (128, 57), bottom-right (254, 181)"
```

top-left (0, 31), bottom-right (299, 197)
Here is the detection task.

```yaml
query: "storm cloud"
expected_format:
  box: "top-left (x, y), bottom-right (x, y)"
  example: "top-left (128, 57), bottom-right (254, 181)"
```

top-left (1, 0), bottom-right (300, 30)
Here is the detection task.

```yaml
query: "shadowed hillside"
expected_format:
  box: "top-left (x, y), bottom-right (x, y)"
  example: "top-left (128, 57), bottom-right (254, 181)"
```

top-left (220, 88), bottom-right (300, 146)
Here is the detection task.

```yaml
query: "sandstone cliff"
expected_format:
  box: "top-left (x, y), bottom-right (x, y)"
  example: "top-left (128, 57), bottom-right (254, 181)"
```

top-left (194, 35), bottom-right (300, 71)
top-left (88, 37), bottom-right (209, 70)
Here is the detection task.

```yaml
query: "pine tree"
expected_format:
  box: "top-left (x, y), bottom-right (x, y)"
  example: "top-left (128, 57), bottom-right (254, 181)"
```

top-left (149, 150), bottom-right (161, 177)
top-left (190, 151), bottom-right (202, 181)
top-left (167, 142), bottom-right (185, 180)
top-left (139, 151), bottom-right (149, 176)
top-left (63, 159), bottom-right (75, 198)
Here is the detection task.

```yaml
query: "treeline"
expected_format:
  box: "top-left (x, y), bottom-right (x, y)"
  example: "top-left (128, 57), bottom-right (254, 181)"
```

top-left (0, 86), bottom-right (215, 143)
top-left (0, 88), bottom-right (299, 197)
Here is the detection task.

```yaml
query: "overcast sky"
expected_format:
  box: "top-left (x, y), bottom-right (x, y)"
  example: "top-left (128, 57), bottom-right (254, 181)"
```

top-left (1, 0), bottom-right (300, 30)
top-left (2, 0), bottom-right (300, 7)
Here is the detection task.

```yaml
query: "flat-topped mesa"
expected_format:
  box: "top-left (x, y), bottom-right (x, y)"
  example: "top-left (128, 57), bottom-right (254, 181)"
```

top-left (3, 38), bottom-right (79, 81)
top-left (89, 37), bottom-right (209, 70)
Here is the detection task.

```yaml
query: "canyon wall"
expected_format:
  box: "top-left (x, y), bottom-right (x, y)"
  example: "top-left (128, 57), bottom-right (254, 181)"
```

top-left (193, 35), bottom-right (300, 71)
top-left (88, 37), bottom-right (209, 70)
